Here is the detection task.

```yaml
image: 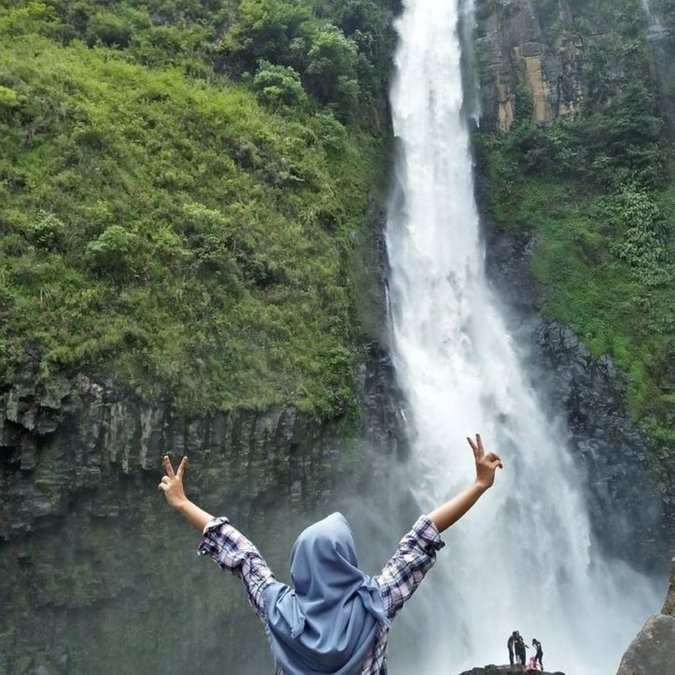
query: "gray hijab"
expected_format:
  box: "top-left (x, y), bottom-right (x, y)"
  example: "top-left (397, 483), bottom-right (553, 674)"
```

top-left (262, 513), bottom-right (389, 674)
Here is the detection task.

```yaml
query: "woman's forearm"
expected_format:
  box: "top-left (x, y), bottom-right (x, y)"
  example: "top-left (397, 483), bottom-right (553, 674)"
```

top-left (427, 481), bottom-right (487, 533)
top-left (175, 498), bottom-right (214, 532)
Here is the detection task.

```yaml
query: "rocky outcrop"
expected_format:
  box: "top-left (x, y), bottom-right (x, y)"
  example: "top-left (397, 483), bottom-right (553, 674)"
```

top-left (475, 0), bottom-right (587, 130)
top-left (615, 615), bottom-right (675, 675)
top-left (0, 372), bottom-right (334, 537)
top-left (533, 319), bottom-right (668, 570)
top-left (615, 559), bottom-right (675, 675)
top-left (479, 173), bottom-right (672, 571)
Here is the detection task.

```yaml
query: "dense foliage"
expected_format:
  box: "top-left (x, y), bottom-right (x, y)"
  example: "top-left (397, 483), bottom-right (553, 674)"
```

top-left (0, 0), bottom-right (397, 415)
top-left (476, 0), bottom-right (674, 457)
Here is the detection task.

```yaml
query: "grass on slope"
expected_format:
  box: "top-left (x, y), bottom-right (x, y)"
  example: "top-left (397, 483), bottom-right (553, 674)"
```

top-left (478, 136), bottom-right (674, 457)
top-left (0, 24), bottom-right (388, 416)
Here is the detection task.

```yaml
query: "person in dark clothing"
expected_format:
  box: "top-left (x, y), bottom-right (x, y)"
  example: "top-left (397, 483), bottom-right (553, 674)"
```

top-left (514, 633), bottom-right (528, 667)
top-left (532, 638), bottom-right (544, 670)
top-left (507, 630), bottom-right (518, 666)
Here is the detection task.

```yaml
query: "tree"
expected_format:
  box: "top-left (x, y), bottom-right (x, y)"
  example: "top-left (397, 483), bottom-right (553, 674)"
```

top-left (305, 25), bottom-right (359, 118)
top-left (220, 0), bottom-right (312, 73)
top-left (253, 61), bottom-right (307, 109)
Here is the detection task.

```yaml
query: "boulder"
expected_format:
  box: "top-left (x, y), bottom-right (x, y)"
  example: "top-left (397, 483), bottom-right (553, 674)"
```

top-left (616, 559), bottom-right (675, 675)
top-left (615, 615), bottom-right (675, 675)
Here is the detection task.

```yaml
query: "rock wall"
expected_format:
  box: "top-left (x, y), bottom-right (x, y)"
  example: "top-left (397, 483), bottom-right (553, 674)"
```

top-left (0, 347), bottom-right (405, 675)
top-left (0, 196), bottom-right (407, 675)
top-left (475, 0), bottom-right (587, 130)
top-left (0, 371), bottom-right (361, 538)
top-left (473, 0), bottom-right (656, 131)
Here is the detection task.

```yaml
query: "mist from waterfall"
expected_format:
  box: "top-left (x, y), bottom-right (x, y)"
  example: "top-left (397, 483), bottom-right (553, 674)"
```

top-left (641, 0), bottom-right (667, 39)
top-left (383, 1), bottom-right (662, 673)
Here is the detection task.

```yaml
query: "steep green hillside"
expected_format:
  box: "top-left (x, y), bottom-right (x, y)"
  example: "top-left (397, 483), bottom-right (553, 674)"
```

top-left (2, 0), bottom-right (671, 455)
top-left (0, 0), bottom-right (396, 416)
top-left (476, 0), bottom-right (674, 457)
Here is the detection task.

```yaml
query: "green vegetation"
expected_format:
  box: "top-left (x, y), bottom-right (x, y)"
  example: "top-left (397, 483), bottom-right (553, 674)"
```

top-left (0, 0), bottom-right (397, 416)
top-left (476, 0), bottom-right (674, 457)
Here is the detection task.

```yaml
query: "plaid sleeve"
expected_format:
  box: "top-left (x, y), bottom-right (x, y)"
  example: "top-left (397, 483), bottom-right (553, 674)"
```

top-left (197, 517), bottom-right (275, 620)
top-left (374, 515), bottom-right (445, 620)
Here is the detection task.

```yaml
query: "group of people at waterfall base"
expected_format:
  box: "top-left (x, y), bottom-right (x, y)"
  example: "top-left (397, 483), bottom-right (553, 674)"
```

top-left (158, 434), bottom-right (505, 674)
top-left (507, 631), bottom-right (544, 672)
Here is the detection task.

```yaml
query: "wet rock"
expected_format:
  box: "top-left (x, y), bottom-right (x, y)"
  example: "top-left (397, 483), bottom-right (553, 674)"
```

top-left (616, 614), bottom-right (675, 675)
top-left (0, 304), bottom-right (407, 537)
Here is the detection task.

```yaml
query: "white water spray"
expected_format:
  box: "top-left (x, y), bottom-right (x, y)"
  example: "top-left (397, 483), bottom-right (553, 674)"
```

top-left (384, 1), bottom-right (662, 673)
top-left (641, 0), bottom-right (667, 40)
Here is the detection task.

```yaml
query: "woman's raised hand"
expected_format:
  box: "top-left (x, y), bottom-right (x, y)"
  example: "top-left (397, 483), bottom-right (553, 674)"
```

top-left (466, 433), bottom-right (503, 490)
top-left (158, 455), bottom-right (188, 510)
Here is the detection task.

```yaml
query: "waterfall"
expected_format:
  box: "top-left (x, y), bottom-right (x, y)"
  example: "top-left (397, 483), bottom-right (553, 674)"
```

top-left (383, 1), bottom-right (662, 673)
top-left (641, 0), bottom-right (667, 40)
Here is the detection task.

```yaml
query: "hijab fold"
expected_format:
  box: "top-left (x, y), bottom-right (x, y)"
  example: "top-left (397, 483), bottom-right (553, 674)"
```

top-left (262, 513), bottom-right (388, 675)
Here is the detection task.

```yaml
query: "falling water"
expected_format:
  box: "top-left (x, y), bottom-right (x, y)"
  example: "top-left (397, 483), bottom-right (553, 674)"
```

top-left (384, 1), bottom-right (662, 673)
top-left (641, 0), bottom-right (668, 40)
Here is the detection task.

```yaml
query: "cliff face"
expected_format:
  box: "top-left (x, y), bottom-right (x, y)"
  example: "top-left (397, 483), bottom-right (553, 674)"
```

top-left (474, 0), bottom-right (661, 130)
top-left (474, 0), bottom-right (673, 566)
top-left (475, 0), bottom-right (588, 130)
top-left (0, 345), bottom-right (405, 675)
top-left (0, 370), bottom-right (377, 538)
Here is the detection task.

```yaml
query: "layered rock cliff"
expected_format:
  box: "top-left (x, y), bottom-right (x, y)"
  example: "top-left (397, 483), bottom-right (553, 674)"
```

top-left (475, 0), bottom-right (587, 130)
top-left (0, 344), bottom-right (405, 675)
top-left (474, 0), bottom-right (668, 130)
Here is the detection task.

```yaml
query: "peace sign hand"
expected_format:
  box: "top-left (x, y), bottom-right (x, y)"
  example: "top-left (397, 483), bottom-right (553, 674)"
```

top-left (158, 455), bottom-right (188, 511)
top-left (467, 433), bottom-right (503, 490)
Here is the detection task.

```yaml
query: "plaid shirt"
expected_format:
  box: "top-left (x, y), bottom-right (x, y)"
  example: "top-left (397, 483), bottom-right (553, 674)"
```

top-left (198, 514), bottom-right (445, 674)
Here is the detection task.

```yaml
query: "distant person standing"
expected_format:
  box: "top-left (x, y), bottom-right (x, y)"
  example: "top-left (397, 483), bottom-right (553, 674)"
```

top-left (532, 638), bottom-right (544, 670)
top-left (507, 630), bottom-right (518, 666)
top-left (514, 632), bottom-right (528, 668)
